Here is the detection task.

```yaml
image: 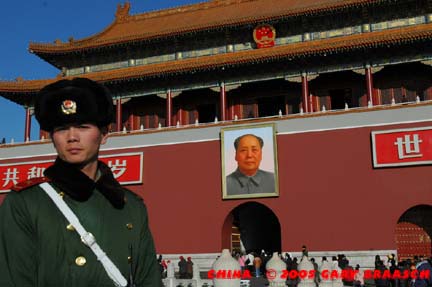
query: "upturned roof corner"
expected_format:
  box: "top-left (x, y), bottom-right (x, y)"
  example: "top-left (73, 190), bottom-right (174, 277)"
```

top-left (115, 2), bottom-right (131, 23)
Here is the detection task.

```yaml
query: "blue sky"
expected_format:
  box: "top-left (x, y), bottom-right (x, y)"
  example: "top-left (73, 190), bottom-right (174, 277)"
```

top-left (0, 0), bottom-right (203, 143)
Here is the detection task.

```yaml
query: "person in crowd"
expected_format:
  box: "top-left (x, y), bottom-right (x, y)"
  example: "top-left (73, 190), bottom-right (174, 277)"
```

top-left (284, 253), bottom-right (293, 266)
top-left (342, 259), bottom-right (355, 287)
top-left (237, 252), bottom-right (246, 271)
top-left (157, 254), bottom-right (168, 279)
top-left (388, 254), bottom-right (398, 287)
top-left (397, 260), bottom-right (410, 287)
top-left (375, 260), bottom-right (390, 287)
top-left (178, 256), bottom-right (188, 279)
top-left (310, 258), bottom-right (320, 287)
top-left (301, 245), bottom-right (309, 259)
top-left (353, 264), bottom-right (364, 287)
top-left (413, 257), bottom-right (432, 287)
top-left (186, 256), bottom-right (194, 279)
top-left (246, 251), bottom-right (255, 272)
top-left (253, 253), bottom-right (263, 277)
top-left (292, 257), bottom-right (299, 287)
top-left (375, 255), bottom-right (383, 269)
top-left (161, 258), bottom-right (168, 279)
top-left (157, 255), bottom-right (164, 278)
top-left (262, 250), bottom-right (272, 271)
top-left (338, 254), bottom-right (349, 269)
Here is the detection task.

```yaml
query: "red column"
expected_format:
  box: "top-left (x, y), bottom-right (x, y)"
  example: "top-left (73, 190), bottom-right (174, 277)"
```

top-left (116, 98), bottom-right (122, 132)
top-left (128, 113), bottom-right (135, 131)
top-left (220, 82), bottom-right (226, 121)
top-left (166, 90), bottom-right (172, 127)
top-left (24, 107), bottom-right (31, 142)
top-left (177, 108), bottom-right (183, 125)
top-left (365, 64), bottom-right (374, 106)
top-left (230, 103), bottom-right (235, 120)
top-left (301, 73), bottom-right (309, 113)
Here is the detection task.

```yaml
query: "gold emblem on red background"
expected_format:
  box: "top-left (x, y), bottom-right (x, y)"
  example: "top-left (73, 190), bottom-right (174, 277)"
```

top-left (253, 24), bottom-right (276, 48)
top-left (61, 100), bottom-right (77, 115)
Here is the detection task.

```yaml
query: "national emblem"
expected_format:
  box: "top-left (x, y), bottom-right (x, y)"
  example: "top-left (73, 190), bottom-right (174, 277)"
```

top-left (61, 100), bottom-right (77, 115)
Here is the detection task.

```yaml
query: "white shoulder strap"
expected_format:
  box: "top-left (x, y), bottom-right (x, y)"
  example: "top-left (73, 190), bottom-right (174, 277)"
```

top-left (39, 182), bottom-right (128, 287)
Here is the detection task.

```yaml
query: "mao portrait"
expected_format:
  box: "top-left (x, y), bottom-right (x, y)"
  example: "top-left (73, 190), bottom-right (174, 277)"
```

top-left (221, 124), bottom-right (279, 199)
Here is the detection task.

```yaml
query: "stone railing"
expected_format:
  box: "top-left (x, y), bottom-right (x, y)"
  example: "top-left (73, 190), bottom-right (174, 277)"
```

top-left (1, 99), bottom-right (431, 146)
top-left (160, 249), bottom-right (395, 287)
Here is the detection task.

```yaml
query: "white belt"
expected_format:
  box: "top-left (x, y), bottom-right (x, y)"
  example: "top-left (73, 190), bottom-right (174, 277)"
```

top-left (40, 182), bottom-right (128, 287)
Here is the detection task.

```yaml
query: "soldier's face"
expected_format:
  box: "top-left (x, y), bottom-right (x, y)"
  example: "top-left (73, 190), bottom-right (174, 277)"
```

top-left (51, 123), bottom-right (108, 168)
top-left (235, 135), bottom-right (262, 176)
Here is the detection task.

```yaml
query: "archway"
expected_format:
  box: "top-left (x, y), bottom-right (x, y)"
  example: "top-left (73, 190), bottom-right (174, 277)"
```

top-left (222, 201), bottom-right (281, 254)
top-left (395, 205), bottom-right (432, 260)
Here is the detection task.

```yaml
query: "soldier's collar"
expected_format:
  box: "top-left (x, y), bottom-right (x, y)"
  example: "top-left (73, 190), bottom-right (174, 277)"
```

top-left (44, 157), bottom-right (125, 209)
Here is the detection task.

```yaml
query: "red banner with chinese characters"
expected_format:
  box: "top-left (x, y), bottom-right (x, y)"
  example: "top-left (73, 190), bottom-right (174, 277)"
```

top-left (0, 152), bottom-right (143, 192)
top-left (371, 127), bottom-right (432, 167)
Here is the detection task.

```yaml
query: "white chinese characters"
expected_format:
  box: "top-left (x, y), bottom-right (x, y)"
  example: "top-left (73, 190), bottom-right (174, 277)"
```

top-left (394, 134), bottom-right (423, 160)
top-left (1, 166), bottom-right (47, 188)
top-left (2, 168), bottom-right (20, 187)
top-left (107, 159), bottom-right (127, 179)
top-left (27, 166), bottom-right (46, 179)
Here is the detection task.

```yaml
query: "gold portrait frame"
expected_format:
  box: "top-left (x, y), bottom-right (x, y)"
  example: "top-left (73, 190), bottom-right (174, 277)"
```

top-left (221, 123), bottom-right (279, 199)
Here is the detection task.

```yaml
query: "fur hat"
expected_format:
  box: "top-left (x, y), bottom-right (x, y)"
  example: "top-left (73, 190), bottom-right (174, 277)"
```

top-left (35, 78), bottom-right (114, 132)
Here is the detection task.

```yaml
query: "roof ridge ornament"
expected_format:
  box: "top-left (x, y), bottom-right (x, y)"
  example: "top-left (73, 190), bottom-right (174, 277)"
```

top-left (115, 2), bottom-right (131, 22)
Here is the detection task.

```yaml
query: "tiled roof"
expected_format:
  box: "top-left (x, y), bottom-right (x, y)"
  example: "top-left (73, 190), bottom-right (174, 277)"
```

top-left (29, 0), bottom-right (379, 53)
top-left (1, 22), bottom-right (431, 105)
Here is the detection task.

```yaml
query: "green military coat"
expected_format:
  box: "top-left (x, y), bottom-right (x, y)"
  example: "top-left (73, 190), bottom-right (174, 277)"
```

top-left (0, 158), bottom-right (162, 287)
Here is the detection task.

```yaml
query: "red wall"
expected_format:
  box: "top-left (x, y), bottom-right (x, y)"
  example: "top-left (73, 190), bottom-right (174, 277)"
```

top-left (125, 121), bottom-right (432, 254)
top-left (2, 121), bottom-right (431, 254)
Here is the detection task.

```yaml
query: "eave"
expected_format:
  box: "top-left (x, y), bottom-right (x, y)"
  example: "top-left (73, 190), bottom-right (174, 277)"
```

top-left (28, 0), bottom-right (383, 55)
top-left (1, 22), bottom-right (431, 106)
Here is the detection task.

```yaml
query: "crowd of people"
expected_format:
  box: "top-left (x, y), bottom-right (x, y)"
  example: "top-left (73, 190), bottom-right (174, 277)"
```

top-left (156, 250), bottom-right (432, 287)
top-left (157, 254), bottom-right (194, 279)
top-left (373, 254), bottom-right (432, 287)
top-left (232, 247), bottom-right (432, 287)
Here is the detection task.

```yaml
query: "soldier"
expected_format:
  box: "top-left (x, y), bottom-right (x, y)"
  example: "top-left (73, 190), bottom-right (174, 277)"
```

top-left (0, 78), bottom-right (162, 287)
